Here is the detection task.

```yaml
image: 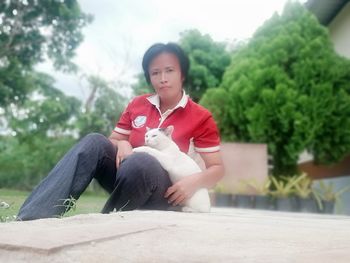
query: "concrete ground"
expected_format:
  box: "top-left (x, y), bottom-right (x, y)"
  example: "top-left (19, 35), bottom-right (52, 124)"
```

top-left (1, 208), bottom-right (350, 263)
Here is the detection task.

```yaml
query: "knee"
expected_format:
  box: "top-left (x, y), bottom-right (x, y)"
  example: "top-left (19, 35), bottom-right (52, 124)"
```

top-left (81, 133), bottom-right (110, 147)
top-left (82, 133), bottom-right (106, 143)
top-left (121, 153), bottom-right (154, 173)
top-left (119, 152), bottom-right (164, 181)
top-left (79, 133), bottom-right (114, 154)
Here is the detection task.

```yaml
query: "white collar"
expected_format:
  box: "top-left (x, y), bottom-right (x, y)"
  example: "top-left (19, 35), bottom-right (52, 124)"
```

top-left (146, 90), bottom-right (188, 111)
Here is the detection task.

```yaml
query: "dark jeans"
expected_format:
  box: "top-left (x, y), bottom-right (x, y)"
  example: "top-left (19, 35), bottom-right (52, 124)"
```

top-left (17, 133), bottom-right (173, 221)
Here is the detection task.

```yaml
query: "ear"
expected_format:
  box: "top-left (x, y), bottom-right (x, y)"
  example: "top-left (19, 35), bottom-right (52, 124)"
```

top-left (146, 127), bottom-right (151, 132)
top-left (164, 125), bottom-right (174, 137)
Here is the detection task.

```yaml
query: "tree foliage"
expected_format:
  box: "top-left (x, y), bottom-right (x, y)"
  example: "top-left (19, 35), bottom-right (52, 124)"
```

top-left (77, 75), bottom-right (126, 137)
top-left (0, 72), bottom-right (81, 189)
top-left (131, 73), bottom-right (152, 96)
top-left (0, 135), bottom-right (77, 190)
top-left (7, 72), bottom-right (81, 139)
top-left (180, 29), bottom-right (231, 102)
top-left (0, 0), bottom-right (96, 189)
top-left (0, 0), bottom-right (92, 107)
top-left (0, 72), bottom-right (126, 189)
top-left (200, 1), bottom-right (350, 176)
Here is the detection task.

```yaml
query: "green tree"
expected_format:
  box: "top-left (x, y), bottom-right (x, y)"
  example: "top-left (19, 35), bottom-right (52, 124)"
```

top-left (0, 72), bottom-right (81, 189)
top-left (0, 1), bottom-right (111, 190)
top-left (77, 75), bottom-right (126, 137)
top-left (0, 73), bottom-right (126, 189)
top-left (0, 135), bottom-right (77, 190)
top-left (7, 72), bottom-right (81, 140)
top-left (200, 1), bottom-right (350, 176)
top-left (0, 0), bottom-right (92, 107)
top-left (180, 29), bottom-right (231, 102)
top-left (131, 73), bottom-right (153, 96)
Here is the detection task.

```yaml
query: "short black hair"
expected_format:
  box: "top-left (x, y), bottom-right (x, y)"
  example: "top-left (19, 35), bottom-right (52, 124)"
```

top-left (142, 42), bottom-right (190, 85)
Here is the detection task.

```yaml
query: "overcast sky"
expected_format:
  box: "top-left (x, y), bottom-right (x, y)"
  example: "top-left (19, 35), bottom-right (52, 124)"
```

top-left (37, 0), bottom-right (306, 100)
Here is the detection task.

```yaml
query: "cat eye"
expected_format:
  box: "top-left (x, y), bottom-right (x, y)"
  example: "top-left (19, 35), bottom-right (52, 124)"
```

top-left (152, 135), bottom-right (157, 137)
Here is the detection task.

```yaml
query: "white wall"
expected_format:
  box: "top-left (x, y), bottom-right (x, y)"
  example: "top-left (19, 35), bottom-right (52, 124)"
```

top-left (329, 2), bottom-right (350, 58)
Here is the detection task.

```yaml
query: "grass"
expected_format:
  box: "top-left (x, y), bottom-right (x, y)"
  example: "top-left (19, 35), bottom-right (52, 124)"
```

top-left (0, 188), bottom-right (109, 222)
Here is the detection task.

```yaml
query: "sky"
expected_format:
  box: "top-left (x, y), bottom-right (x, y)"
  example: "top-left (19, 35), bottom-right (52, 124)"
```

top-left (37, 0), bottom-right (306, 101)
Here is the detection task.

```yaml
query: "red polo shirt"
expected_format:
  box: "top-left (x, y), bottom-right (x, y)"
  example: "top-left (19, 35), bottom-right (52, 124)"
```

top-left (114, 92), bottom-right (220, 154)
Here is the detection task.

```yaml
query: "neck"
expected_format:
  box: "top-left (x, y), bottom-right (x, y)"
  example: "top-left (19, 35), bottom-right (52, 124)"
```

top-left (159, 91), bottom-right (183, 113)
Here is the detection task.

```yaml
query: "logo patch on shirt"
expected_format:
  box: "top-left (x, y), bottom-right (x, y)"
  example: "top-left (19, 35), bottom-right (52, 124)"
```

top-left (132, 115), bottom-right (147, 128)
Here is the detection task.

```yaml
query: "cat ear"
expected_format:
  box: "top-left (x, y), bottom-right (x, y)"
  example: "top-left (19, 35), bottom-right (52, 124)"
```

top-left (164, 125), bottom-right (174, 137)
top-left (146, 127), bottom-right (151, 132)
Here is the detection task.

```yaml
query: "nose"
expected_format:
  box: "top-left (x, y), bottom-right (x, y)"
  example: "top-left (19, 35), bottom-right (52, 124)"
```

top-left (160, 71), bottom-right (167, 83)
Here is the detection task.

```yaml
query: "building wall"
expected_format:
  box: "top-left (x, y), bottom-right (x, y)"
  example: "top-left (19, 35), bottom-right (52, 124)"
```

top-left (318, 2), bottom-right (350, 215)
top-left (218, 143), bottom-right (268, 194)
top-left (328, 1), bottom-right (350, 58)
top-left (299, 155), bottom-right (350, 179)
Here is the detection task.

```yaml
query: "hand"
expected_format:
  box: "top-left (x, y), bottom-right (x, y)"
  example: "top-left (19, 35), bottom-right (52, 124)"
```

top-left (116, 140), bottom-right (133, 168)
top-left (164, 174), bottom-right (201, 206)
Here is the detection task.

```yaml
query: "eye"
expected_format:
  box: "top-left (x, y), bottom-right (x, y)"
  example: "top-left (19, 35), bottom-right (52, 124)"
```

top-left (166, 68), bottom-right (174, 73)
top-left (152, 134), bottom-right (157, 138)
top-left (151, 71), bottom-right (159, 76)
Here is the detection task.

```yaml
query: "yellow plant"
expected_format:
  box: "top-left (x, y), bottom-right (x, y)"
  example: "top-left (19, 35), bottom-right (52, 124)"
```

top-left (214, 182), bottom-right (231, 194)
top-left (270, 174), bottom-right (304, 198)
top-left (247, 177), bottom-right (272, 195)
top-left (293, 173), bottom-right (323, 210)
top-left (314, 181), bottom-right (350, 202)
top-left (294, 173), bottom-right (312, 199)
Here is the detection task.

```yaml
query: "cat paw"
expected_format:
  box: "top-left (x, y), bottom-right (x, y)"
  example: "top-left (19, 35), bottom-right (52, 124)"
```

top-left (133, 146), bottom-right (149, 153)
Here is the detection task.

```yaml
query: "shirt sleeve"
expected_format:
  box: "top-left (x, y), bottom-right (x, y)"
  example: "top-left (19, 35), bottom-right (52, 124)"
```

top-left (114, 99), bottom-right (133, 135)
top-left (193, 113), bottom-right (221, 153)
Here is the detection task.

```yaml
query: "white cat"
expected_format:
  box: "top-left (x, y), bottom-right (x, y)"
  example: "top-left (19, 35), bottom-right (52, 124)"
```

top-left (133, 126), bottom-right (211, 213)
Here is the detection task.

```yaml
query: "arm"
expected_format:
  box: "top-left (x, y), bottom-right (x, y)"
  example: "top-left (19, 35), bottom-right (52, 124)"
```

top-left (108, 132), bottom-right (133, 168)
top-left (164, 151), bottom-right (225, 206)
top-left (196, 151), bottom-right (225, 188)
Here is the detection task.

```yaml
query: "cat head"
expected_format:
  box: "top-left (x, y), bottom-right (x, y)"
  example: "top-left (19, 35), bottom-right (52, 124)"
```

top-left (144, 126), bottom-right (174, 150)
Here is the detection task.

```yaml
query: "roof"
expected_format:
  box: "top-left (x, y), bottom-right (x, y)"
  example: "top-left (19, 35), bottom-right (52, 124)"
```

top-left (305, 0), bottom-right (349, 25)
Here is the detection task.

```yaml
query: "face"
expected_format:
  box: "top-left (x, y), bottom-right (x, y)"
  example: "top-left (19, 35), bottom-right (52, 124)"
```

top-left (144, 128), bottom-right (166, 149)
top-left (148, 52), bottom-right (184, 102)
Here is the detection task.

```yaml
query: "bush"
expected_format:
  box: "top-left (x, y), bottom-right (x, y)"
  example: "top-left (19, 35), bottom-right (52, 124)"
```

top-left (201, 1), bottom-right (350, 176)
top-left (0, 136), bottom-right (77, 190)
